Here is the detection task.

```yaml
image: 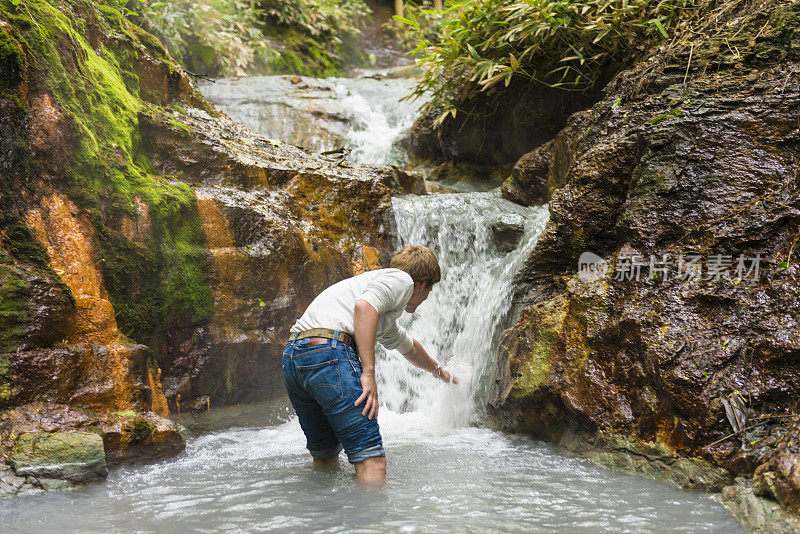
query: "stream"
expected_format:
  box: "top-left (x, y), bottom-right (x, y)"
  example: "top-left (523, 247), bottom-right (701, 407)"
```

top-left (0, 71), bottom-right (743, 533)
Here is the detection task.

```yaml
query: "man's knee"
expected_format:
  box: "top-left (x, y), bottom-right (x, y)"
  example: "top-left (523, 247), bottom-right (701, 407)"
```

top-left (354, 456), bottom-right (386, 480)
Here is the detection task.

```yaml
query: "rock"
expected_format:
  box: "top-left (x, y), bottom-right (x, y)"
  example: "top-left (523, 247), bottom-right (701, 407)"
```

top-left (489, 217), bottom-right (525, 254)
top-left (753, 423), bottom-right (800, 515)
top-left (9, 432), bottom-right (107, 484)
top-left (501, 141), bottom-right (555, 206)
top-left (582, 433), bottom-right (733, 491)
top-left (0, 465), bottom-right (26, 497)
top-left (721, 479), bottom-right (800, 533)
top-left (410, 81), bottom-right (603, 166)
top-left (101, 412), bottom-right (186, 467)
top-left (491, 0), bottom-right (800, 514)
top-left (36, 477), bottom-right (73, 491)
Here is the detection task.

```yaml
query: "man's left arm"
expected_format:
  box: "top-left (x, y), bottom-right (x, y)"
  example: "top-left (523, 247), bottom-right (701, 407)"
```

top-left (402, 339), bottom-right (459, 384)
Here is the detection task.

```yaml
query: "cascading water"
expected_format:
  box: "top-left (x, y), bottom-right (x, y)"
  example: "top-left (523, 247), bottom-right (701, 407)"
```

top-left (199, 72), bottom-right (419, 166)
top-left (377, 193), bottom-right (549, 429)
top-left (0, 71), bottom-right (744, 533)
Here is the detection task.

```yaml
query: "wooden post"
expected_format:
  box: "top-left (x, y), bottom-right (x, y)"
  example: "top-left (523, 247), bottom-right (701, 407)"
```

top-left (434, 0), bottom-right (443, 10)
top-left (395, 0), bottom-right (403, 17)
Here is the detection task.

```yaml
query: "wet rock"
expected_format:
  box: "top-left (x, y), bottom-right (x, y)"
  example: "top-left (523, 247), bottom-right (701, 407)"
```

top-left (582, 433), bottom-right (733, 491)
top-left (410, 82), bottom-right (603, 166)
top-left (0, 465), bottom-right (26, 497)
top-left (502, 141), bottom-right (556, 206)
top-left (489, 217), bottom-right (525, 254)
top-left (754, 423), bottom-right (800, 515)
top-left (102, 412), bottom-right (186, 467)
top-left (5, 343), bottom-right (161, 413)
top-left (9, 432), bottom-right (107, 484)
top-left (491, 0), bottom-right (800, 517)
top-left (721, 479), bottom-right (800, 533)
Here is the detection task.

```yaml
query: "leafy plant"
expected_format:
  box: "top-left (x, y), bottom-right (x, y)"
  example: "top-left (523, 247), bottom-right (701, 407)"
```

top-left (122, 0), bottom-right (270, 77)
top-left (120, 0), bottom-right (370, 77)
top-left (261, 0), bottom-right (370, 44)
top-left (400, 0), bottom-right (695, 126)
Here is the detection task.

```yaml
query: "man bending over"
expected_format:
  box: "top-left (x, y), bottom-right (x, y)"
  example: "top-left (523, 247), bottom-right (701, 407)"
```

top-left (283, 245), bottom-right (458, 482)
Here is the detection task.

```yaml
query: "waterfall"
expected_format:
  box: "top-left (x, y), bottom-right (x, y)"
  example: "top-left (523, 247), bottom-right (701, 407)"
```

top-left (199, 72), bottom-right (551, 432)
top-left (377, 192), bottom-right (549, 431)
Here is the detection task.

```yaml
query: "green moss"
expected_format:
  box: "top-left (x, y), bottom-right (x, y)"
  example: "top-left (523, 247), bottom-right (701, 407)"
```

top-left (648, 108), bottom-right (683, 125)
top-left (128, 417), bottom-right (155, 442)
top-left (2, 0), bottom-right (213, 344)
top-left (1, 222), bottom-right (51, 269)
top-left (0, 352), bottom-right (12, 407)
top-left (0, 25), bottom-right (25, 90)
top-left (0, 264), bottom-right (31, 353)
top-left (511, 299), bottom-right (569, 397)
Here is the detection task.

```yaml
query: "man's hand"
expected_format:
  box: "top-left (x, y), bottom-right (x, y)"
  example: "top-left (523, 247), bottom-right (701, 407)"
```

top-left (434, 366), bottom-right (459, 384)
top-left (354, 371), bottom-right (379, 420)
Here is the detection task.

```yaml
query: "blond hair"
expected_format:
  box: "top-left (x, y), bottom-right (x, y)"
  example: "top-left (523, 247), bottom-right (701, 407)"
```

top-left (390, 246), bottom-right (441, 285)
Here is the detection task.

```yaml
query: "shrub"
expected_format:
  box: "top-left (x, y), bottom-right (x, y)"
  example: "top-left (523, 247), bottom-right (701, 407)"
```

top-left (401, 0), bottom-right (694, 125)
top-left (120, 0), bottom-right (371, 77)
top-left (122, 0), bottom-right (269, 77)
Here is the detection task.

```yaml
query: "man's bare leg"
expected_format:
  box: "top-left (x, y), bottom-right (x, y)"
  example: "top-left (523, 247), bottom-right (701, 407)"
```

top-left (354, 456), bottom-right (386, 482)
top-left (312, 456), bottom-right (340, 468)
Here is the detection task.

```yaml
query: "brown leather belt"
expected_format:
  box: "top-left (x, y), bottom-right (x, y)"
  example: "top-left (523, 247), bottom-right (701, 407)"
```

top-left (289, 328), bottom-right (357, 351)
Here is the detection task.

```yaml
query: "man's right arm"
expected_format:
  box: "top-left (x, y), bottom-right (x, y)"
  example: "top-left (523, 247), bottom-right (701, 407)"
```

top-left (402, 339), bottom-right (459, 384)
top-left (353, 299), bottom-right (380, 420)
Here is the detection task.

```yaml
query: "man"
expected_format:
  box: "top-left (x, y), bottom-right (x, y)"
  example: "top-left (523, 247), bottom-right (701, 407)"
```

top-left (283, 245), bottom-right (458, 482)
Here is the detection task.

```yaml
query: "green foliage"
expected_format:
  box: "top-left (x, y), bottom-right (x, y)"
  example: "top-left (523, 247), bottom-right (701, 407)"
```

top-left (122, 0), bottom-right (268, 76)
top-left (402, 0), bottom-right (694, 125)
top-left (386, 1), bottom-right (443, 52)
top-left (121, 0), bottom-right (371, 77)
top-left (258, 0), bottom-right (371, 75)
top-left (261, 0), bottom-right (369, 40)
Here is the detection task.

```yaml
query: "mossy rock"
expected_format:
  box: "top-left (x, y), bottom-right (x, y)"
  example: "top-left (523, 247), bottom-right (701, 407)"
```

top-left (0, 24), bottom-right (25, 90)
top-left (9, 431), bottom-right (108, 484)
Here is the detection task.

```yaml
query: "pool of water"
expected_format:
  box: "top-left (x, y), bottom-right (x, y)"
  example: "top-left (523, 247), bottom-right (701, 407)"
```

top-left (0, 402), bottom-right (742, 533)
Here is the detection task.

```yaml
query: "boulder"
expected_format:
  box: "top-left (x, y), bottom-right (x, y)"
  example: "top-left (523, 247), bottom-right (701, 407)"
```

top-left (754, 423), bottom-right (800, 515)
top-left (489, 217), bottom-right (525, 254)
top-left (9, 432), bottom-right (107, 484)
top-left (102, 412), bottom-right (186, 467)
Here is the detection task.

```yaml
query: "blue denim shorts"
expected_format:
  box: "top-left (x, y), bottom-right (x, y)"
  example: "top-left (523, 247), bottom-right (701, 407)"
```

top-left (282, 333), bottom-right (385, 464)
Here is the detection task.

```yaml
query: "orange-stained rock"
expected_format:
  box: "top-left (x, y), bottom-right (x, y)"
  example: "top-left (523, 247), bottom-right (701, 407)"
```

top-left (353, 245), bottom-right (383, 275)
top-left (139, 107), bottom-right (423, 409)
top-left (147, 366), bottom-right (171, 419)
top-left (24, 193), bottom-right (122, 345)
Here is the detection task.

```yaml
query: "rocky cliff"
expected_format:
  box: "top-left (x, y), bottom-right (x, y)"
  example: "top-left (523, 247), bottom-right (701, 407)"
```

top-left (0, 0), bottom-right (418, 494)
top-left (490, 0), bottom-right (800, 525)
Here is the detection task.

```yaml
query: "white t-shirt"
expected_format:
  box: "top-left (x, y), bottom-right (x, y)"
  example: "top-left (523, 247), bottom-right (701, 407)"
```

top-left (290, 268), bottom-right (415, 354)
